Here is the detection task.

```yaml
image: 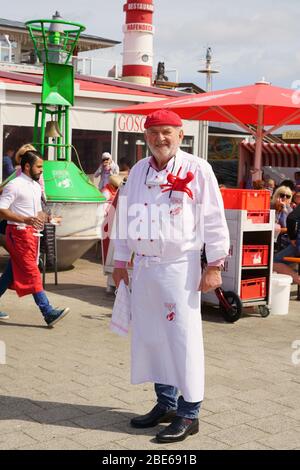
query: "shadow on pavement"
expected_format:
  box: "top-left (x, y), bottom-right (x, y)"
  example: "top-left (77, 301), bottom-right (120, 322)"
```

top-left (202, 304), bottom-right (262, 323)
top-left (0, 322), bottom-right (46, 329)
top-left (81, 314), bottom-right (111, 321)
top-left (0, 395), bottom-right (155, 435)
top-left (201, 305), bottom-right (229, 323)
top-left (45, 284), bottom-right (114, 308)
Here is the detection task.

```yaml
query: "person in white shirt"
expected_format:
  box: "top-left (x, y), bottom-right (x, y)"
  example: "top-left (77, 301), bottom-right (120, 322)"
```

top-left (0, 150), bottom-right (69, 327)
top-left (112, 109), bottom-right (230, 443)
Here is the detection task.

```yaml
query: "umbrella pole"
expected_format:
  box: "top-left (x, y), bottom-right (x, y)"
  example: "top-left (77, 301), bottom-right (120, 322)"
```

top-left (254, 105), bottom-right (264, 179)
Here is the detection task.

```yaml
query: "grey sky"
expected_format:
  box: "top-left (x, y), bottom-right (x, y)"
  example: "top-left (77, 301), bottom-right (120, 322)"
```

top-left (3, 0), bottom-right (300, 90)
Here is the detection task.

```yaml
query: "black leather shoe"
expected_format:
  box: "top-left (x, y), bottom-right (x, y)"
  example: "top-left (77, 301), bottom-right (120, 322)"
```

top-left (130, 404), bottom-right (177, 428)
top-left (156, 416), bottom-right (199, 443)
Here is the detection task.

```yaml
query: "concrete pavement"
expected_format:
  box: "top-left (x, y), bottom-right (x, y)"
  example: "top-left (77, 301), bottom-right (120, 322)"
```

top-left (1, 247), bottom-right (300, 450)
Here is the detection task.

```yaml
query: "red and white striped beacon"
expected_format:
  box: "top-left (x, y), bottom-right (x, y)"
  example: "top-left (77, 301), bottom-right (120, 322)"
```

top-left (121, 0), bottom-right (154, 86)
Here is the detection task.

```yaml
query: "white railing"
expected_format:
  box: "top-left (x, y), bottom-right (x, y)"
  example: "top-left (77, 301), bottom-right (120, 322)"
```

top-left (0, 45), bottom-right (181, 84)
top-left (0, 46), bottom-right (122, 80)
top-left (72, 56), bottom-right (121, 79)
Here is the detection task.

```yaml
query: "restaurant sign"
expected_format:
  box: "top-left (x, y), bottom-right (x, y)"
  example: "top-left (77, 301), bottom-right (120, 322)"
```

top-left (117, 114), bottom-right (146, 133)
top-left (282, 130), bottom-right (300, 140)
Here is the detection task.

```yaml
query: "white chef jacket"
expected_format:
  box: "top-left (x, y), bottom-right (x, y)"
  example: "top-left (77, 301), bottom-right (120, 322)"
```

top-left (114, 149), bottom-right (229, 264)
top-left (0, 173), bottom-right (42, 226)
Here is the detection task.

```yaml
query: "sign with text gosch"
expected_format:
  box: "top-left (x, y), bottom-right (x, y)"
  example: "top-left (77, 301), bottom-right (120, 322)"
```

top-left (117, 114), bottom-right (146, 133)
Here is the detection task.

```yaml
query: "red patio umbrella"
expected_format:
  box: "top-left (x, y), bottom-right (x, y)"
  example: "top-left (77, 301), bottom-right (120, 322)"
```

top-left (107, 80), bottom-right (300, 175)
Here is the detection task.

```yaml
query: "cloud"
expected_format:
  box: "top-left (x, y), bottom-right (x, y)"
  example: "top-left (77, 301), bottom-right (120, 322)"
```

top-left (152, 0), bottom-right (300, 89)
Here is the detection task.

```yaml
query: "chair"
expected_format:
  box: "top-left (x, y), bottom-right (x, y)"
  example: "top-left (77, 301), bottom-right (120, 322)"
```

top-left (39, 223), bottom-right (58, 287)
top-left (282, 256), bottom-right (300, 300)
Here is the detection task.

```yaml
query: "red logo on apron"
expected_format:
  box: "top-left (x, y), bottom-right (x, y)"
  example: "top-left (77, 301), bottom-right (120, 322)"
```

top-left (166, 312), bottom-right (176, 321)
top-left (165, 303), bottom-right (176, 322)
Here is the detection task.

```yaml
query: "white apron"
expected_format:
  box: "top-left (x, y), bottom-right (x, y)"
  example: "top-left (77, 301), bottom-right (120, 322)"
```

top-left (131, 251), bottom-right (205, 403)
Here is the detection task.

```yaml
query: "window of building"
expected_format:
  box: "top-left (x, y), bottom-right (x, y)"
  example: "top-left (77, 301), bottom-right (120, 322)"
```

top-left (181, 136), bottom-right (194, 154)
top-left (208, 135), bottom-right (244, 187)
top-left (2, 125), bottom-right (34, 163)
top-left (72, 129), bottom-right (112, 175)
top-left (118, 132), bottom-right (148, 168)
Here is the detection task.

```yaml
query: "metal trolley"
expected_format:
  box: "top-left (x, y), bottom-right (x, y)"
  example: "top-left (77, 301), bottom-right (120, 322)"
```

top-left (202, 209), bottom-right (275, 322)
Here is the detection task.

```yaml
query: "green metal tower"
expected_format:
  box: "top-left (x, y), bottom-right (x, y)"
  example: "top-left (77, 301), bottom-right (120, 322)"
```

top-left (25, 12), bottom-right (105, 202)
top-left (26, 11), bottom-right (85, 161)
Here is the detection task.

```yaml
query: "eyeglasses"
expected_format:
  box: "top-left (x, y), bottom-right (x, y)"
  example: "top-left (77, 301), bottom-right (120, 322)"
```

top-left (279, 193), bottom-right (291, 199)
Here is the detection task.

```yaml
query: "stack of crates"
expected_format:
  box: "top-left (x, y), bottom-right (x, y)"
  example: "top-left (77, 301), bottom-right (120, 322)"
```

top-left (242, 245), bottom-right (269, 267)
top-left (220, 188), bottom-right (271, 301)
top-left (220, 188), bottom-right (270, 211)
top-left (240, 278), bottom-right (267, 300)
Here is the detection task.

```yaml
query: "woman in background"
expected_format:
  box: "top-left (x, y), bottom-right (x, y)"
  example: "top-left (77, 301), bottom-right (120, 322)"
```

top-left (271, 185), bottom-right (293, 251)
top-left (271, 185), bottom-right (293, 229)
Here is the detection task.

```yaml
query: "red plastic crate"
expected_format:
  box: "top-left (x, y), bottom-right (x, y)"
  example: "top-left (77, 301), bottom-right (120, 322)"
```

top-left (242, 245), bottom-right (269, 266)
top-left (247, 211), bottom-right (270, 224)
top-left (240, 277), bottom-right (267, 300)
top-left (221, 188), bottom-right (270, 211)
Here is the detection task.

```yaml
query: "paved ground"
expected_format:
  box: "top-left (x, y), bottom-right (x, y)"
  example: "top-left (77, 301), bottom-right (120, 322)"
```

top-left (1, 247), bottom-right (300, 450)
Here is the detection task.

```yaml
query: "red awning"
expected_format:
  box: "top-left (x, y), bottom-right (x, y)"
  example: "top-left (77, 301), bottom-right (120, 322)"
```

top-left (75, 79), bottom-right (171, 97)
top-left (0, 74), bottom-right (173, 98)
top-left (241, 141), bottom-right (300, 167)
top-left (0, 76), bottom-right (37, 86)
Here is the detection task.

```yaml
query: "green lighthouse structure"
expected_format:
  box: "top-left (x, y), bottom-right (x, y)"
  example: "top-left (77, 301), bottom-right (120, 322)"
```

top-left (26, 11), bottom-right (81, 162)
top-left (24, 12), bottom-right (106, 268)
top-left (25, 12), bottom-right (105, 203)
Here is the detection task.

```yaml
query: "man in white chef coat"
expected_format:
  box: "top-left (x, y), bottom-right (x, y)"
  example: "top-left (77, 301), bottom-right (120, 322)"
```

top-left (113, 109), bottom-right (229, 443)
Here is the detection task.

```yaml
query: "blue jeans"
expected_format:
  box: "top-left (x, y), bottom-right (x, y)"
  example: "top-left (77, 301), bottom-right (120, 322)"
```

top-left (0, 260), bottom-right (53, 316)
top-left (274, 243), bottom-right (298, 264)
top-left (155, 383), bottom-right (201, 420)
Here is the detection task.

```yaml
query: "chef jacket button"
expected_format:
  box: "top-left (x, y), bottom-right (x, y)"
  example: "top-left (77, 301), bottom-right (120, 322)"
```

top-left (138, 237), bottom-right (141, 241)
top-left (148, 186), bottom-right (151, 189)
top-left (144, 203), bottom-right (148, 206)
top-left (150, 239), bottom-right (154, 242)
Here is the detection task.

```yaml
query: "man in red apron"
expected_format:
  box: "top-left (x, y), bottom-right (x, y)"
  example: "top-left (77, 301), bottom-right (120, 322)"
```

top-left (0, 150), bottom-right (69, 327)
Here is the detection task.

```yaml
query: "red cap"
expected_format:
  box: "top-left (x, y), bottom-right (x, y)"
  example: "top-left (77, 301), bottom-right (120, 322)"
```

top-left (144, 109), bottom-right (182, 129)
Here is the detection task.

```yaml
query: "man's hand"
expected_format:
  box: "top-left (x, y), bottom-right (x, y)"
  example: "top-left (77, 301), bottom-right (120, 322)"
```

top-left (199, 266), bottom-right (222, 293)
top-left (23, 216), bottom-right (44, 230)
top-left (113, 268), bottom-right (129, 288)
